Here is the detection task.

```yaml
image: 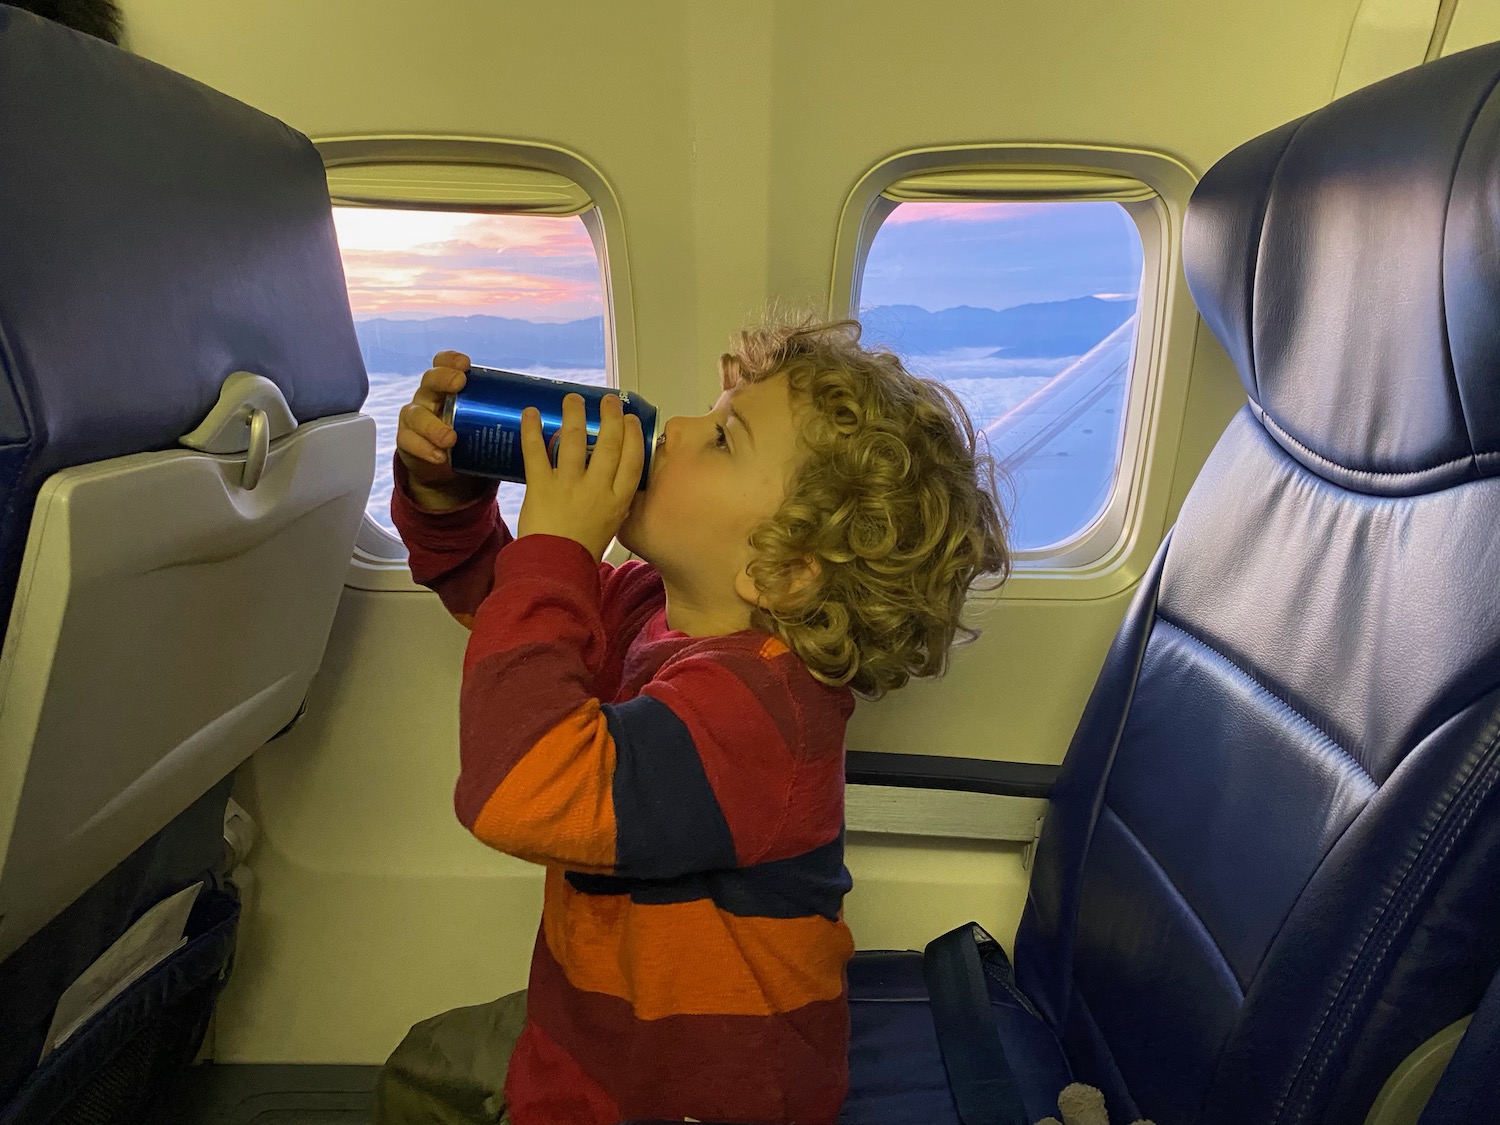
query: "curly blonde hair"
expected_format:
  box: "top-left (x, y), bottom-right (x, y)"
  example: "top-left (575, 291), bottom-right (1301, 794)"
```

top-left (722, 307), bottom-right (1011, 700)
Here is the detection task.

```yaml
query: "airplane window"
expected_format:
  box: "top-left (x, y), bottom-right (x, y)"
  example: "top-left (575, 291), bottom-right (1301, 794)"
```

top-left (331, 206), bottom-right (608, 537)
top-left (858, 200), bottom-right (1144, 552)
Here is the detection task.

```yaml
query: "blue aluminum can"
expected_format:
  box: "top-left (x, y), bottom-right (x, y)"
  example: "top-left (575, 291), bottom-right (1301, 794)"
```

top-left (441, 366), bottom-right (658, 490)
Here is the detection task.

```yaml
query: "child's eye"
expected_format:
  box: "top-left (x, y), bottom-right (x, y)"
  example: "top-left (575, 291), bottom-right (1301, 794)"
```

top-left (714, 424), bottom-right (728, 450)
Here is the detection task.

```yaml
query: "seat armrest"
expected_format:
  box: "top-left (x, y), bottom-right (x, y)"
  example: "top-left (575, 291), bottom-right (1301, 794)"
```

top-left (846, 750), bottom-right (1058, 799)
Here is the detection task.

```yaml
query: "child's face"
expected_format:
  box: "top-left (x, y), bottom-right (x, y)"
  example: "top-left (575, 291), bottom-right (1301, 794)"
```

top-left (617, 371), bottom-right (805, 630)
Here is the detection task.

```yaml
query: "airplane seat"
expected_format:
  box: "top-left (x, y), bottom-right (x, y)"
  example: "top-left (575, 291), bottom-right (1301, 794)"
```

top-left (841, 39), bottom-right (1500, 1125)
top-left (0, 7), bottom-right (372, 1120)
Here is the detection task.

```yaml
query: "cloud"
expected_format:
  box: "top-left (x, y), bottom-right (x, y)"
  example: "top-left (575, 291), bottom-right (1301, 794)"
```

top-left (340, 262), bottom-right (600, 318)
top-left (441, 245), bottom-right (600, 279)
top-left (332, 206), bottom-right (602, 319)
top-left (860, 202), bottom-right (1144, 313)
top-left (881, 201), bottom-right (1053, 225)
top-left (455, 218), bottom-right (594, 256)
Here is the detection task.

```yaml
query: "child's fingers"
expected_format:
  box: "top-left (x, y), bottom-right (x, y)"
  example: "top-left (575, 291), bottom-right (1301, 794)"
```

top-left (396, 422), bottom-right (448, 467)
top-left (399, 402), bottom-right (456, 450)
top-left (430, 350), bottom-right (471, 372)
top-left (519, 406), bottom-right (549, 482)
top-left (554, 393), bottom-right (588, 477)
top-left (613, 413), bottom-right (645, 497)
top-left (589, 394), bottom-right (625, 479)
top-left (393, 411), bottom-right (450, 468)
top-left (413, 363), bottom-right (467, 411)
top-left (395, 410), bottom-right (453, 473)
top-left (395, 401), bottom-right (454, 471)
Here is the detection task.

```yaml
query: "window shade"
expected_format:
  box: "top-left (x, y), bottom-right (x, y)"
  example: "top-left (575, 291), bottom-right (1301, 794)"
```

top-left (324, 162), bottom-right (592, 215)
top-left (880, 168), bottom-right (1155, 204)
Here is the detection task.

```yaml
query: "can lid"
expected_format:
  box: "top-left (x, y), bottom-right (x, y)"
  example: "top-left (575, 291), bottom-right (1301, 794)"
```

top-left (440, 392), bottom-right (456, 428)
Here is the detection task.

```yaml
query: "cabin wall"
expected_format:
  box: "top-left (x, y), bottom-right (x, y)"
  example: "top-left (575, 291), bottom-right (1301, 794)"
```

top-left (120, 0), bottom-right (1366, 1065)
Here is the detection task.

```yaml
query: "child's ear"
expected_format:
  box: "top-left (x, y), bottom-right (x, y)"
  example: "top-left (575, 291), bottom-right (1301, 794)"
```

top-left (734, 556), bottom-right (820, 611)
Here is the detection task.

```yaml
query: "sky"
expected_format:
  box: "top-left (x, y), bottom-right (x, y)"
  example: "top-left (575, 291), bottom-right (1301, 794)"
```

top-left (332, 199), bottom-right (1142, 322)
top-left (332, 208), bottom-right (603, 321)
top-left (862, 200), bottom-right (1143, 311)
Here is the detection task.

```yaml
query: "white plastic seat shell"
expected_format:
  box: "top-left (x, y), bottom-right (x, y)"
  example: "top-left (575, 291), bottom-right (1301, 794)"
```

top-left (0, 411), bottom-right (375, 961)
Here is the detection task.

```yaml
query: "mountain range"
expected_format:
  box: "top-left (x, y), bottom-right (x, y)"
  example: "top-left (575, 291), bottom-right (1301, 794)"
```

top-left (353, 295), bottom-right (1137, 373)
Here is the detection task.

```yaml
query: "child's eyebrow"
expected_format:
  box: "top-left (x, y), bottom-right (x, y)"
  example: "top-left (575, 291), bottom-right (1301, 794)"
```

top-left (728, 403), bottom-right (755, 446)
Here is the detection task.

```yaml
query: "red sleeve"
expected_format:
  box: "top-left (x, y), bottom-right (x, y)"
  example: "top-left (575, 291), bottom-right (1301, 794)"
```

top-left (390, 454), bottom-right (653, 632)
top-left (453, 534), bottom-right (849, 875)
top-left (389, 454), bottom-right (507, 628)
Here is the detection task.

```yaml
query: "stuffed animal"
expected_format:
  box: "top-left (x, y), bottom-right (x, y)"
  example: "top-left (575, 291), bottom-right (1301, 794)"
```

top-left (1033, 1082), bottom-right (1156, 1125)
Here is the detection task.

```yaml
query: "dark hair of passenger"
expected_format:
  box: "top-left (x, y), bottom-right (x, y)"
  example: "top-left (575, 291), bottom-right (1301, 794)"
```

top-left (9, 0), bottom-right (123, 44)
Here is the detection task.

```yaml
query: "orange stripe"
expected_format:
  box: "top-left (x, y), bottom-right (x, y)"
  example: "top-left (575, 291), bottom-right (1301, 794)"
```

top-left (542, 869), bottom-right (852, 1019)
top-left (471, 700), bottom-right (617, 871)
top-left (759, 636), bottom-right (789, 660)
top-left (451, 611), bottom-right (475, 630)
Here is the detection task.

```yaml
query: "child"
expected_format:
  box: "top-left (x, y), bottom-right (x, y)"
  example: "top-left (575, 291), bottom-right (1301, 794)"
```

top-left (374, 312), bottom-right (1010, 1125)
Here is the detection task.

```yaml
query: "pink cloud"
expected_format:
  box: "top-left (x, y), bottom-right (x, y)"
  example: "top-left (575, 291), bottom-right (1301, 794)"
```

top-left (342, 264), bottom-right (600, 318)
top-left (881, 200), bottom-right (1053, 225)
top-left (451, 218), bottom-right (594, 256)
top-left (340, 254), bottom-right (599, 317)
top-left (333, 208), bottom-right (603, 320)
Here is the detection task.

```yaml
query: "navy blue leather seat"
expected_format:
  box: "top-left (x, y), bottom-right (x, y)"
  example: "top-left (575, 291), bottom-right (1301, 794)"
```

top-left (0, 7), bottom-right (367, 1114)
top-left (843, 39), bottom-right (1500, 1125)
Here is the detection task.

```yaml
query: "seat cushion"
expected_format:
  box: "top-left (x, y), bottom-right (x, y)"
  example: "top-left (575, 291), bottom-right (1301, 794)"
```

top-left (841, 950), bottom-right (1073, 1124)
top-left (1016, 40), bottom-right (1500, 1125)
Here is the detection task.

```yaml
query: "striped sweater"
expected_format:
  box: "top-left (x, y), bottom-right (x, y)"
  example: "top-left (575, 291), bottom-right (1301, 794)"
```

top-left (391, 460), bottom-right (857, 1125)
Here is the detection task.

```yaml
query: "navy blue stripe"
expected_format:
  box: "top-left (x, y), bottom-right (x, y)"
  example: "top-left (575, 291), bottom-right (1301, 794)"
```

top-left (604, 694), bottom-right (738, 879)
top-left (567, 832), bottom-right (850, 921)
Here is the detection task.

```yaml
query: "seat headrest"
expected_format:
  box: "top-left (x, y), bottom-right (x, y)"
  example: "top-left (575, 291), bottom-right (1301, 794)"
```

top-left (0, 7), bottom-right (366, 618)
top-left (1183, 41), bottom-right (1500, 496)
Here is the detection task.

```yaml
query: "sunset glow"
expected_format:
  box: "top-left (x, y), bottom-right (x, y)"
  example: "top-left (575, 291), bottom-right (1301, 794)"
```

top-left (332, 207), bottom-right (603, 321)
top-left (881, 200), bottom-right (1052, 224)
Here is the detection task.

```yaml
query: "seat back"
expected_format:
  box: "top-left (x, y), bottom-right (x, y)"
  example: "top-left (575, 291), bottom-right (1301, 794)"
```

top-left (0, 7), bottom-right (371, 962)
top-left (1015, 42), bottom-right (1500, 1125)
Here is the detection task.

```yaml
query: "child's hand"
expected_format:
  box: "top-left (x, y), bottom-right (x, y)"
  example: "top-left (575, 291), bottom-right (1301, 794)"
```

top-left (517, 391), bottom-right (644, 562)
top-left (395, 351), bottom-right (492, 511)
